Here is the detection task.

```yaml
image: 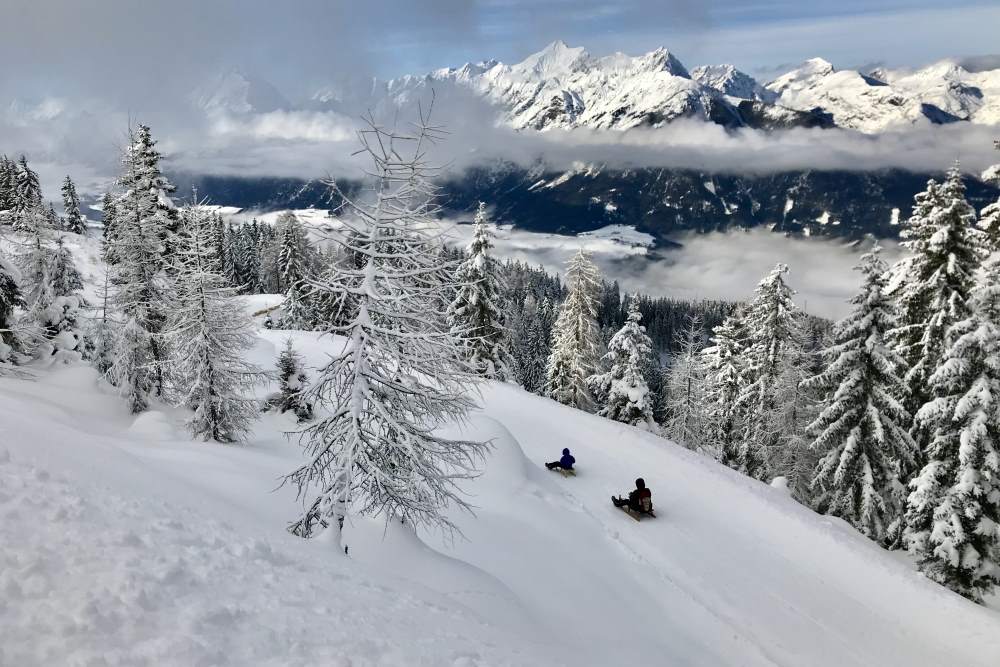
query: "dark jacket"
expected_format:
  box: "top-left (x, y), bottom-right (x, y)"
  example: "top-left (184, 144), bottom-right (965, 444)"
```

top-left (628, 487), bottom-right (652, 511)
top-left (559, 449), bottom-right (576, 470)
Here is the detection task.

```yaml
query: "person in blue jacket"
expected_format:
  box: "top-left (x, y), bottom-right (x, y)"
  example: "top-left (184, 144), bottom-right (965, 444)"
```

top-left (545, 448), bottom-right (575, 471)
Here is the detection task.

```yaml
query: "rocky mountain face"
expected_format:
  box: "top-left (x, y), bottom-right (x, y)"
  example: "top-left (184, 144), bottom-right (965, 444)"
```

top-left (371, 41), bottom-right (1000, 133)
top-left (174, 166), bottom-right (1000, 244)
top-left (191, 41), bottom-right (1000, 133)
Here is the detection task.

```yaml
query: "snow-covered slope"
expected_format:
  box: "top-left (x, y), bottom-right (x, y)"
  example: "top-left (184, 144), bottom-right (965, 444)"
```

top-left (764, 57), bottom-right (1000, 131)
top-left (3, 271), bottom-right (999, 664)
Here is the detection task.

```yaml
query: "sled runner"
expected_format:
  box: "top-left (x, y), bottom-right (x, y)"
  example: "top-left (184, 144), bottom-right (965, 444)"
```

top-left (552, 467), bottom-right (576, 477)
top-left (612, 494), bottom-right (655, 521)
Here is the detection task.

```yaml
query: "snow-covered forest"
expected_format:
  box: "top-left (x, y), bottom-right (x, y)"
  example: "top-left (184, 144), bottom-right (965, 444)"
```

top-left (2, 115), bottom-right (1000, 665)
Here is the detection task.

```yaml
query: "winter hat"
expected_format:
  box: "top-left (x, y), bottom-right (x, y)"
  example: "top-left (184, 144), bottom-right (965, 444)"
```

top-left (635, 478), bottom-right (645, 489)
top-left (562, 448), bottom-right (570, 455)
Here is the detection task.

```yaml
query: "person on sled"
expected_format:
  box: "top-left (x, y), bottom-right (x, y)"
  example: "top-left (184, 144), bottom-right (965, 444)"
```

top-left (545, 448), bottom-right (575, 471)
top-left (612, 478), bottom-right (653, 513)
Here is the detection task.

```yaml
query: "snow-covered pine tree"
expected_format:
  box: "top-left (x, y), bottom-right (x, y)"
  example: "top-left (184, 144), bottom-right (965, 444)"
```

top-left (100, 191), bottom-right (119, 263)
top-left (284, 110), bottom-right (487, 548)
top-left (448, 201), bottom-right (511, 379)
top-left (0, 252), bottom-right (25, 362)
top-left (60, 176), bottom-right (86, 235)
top-left (589, 298), bottom-right (656, 428)
top-left (889, 166), bottom-right (987, 453)
top-left (903, 255), bottom-right (1000, 602)
top-left (806, 245), bottom-right (917, 541)
top-left (702, 309), bottom-right (748, 468)
top-left (545, 249), bottom-right (602, 410)
top-left (273, 337), bottom-right (313, 422)
top-left (979, 195), bottom-right (1000, 253)
top-left (0, 156), bottom-right (16, 216)
top-left (12, 156), bottom-right (42, 232)
top-left (87, 266), bottom-right (116, 376)
top-left (511, 293), bottom-right (549, 393)
top-left (33, 235), bottom-right (87, 362)
top-left (107, 124), bottom-right (175, 412)
top-left (661, 314), bottom-right (707, 448)
top-left (163, 207), bottom-right (264, 443)
top-left (277, 216), bottom-right (312, 328)
top-left (44, 203), bottom-right (60, 230)
top-left (239, 222), bottom-right (263, 294)
top-left (736, 263), bottom-right (803, 481)
top-left (209, 212), bottom-right (226, 274)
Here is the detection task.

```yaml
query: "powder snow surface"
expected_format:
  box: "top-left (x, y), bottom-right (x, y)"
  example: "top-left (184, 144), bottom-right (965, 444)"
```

top-left (2, 323), bottom-right (999, 665)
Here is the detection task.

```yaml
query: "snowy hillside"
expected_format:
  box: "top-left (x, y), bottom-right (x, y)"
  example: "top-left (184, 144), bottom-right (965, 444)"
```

top-left (3, 234), bottom-right (999, 666)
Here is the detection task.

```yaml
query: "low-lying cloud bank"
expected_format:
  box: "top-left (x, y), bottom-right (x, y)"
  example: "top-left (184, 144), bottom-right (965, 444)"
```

top-left (446, 222), bottom-right (896, 320)
top-left (2, 91), bottom-right (999, 199)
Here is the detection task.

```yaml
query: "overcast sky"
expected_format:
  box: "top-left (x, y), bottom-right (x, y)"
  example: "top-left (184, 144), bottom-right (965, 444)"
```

top-left (1, 0), bottom-right (998, 107)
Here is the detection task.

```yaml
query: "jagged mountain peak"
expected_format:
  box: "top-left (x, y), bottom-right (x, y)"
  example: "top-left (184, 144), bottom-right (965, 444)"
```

top-left (194, 67), bottom-right (290, 114)
top-left (691, 64), bottom-right (763, 99)
top-left (513, 40), bottom-right (592, 78)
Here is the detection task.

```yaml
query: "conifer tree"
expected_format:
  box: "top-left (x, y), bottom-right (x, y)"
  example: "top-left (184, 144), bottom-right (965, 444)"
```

top-left (448, 202), bottom-right (511, 379)
top-left (164, 207), bottom-right (264, 443)
top-left (87, 266), bottom-right (116, 376)
top-left (284, 112), bottom-right (486, 549)
top-left (107, 124), bottom-right (175, 412)
top-left (736, 263), bottom-right (803, 481)
top-left (703, 309), bottom-right (748, 467)
top-left (60, 176), bottom-right (86, 234)
top-left (589, 299), bottom-right (655, 427)
top-left (0, 156), bottom-right (16, 215)
top-left (0, 253), bottom-right (25, 362)
top-left (806, 246), bottom-right (917, 541)
top-left (273, 337), bottom-right (313, 422)
top-left (978, 196), bottom-right (1000, 253)
top-left (889, 166), bottom-right (987, 453)
top-left (903, 255), bottom-right (1000, 602)
top-left (662, 314), bottom-right (707, 447)
top-left (12, 156), bottom-right (42, 231)
top-left (239, 222), bottom-right (263, 294)
top-left (277, 215), bottom-right (313, 328)
top-left (100, 191), bottom-right (119, 263)
top-left (545, 249), bottom-right (602, 410)
top-left (512, 293), bottom-right (549, 393)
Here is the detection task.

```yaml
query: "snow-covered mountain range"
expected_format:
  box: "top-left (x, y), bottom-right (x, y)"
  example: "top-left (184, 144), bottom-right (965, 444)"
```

top-left (196, 41), bottom-right (1000, 133)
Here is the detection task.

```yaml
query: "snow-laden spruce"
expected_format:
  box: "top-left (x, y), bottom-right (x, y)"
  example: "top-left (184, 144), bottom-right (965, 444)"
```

top-left (589, 299), bottom-right (655, 428)
top-left (903, 255), bottom-right (1000, 603)
top-left (510, 293), bottom-right (549, 393)
top-left (284, 112), bottom-right (487, 548)
top-left (448, 202), bottom-right (512, 380)
top-left (661, 314), bottom-right (707, 447)
top-left (545, 248), bottom-right (602, 411)
top-left (703, 308), bottom-right (748, 467)
top-left (12, 156), bottom-right (42, 232)
top-left (107, 124), bottom-right (177, 412)
top-left (806, 245), bottom-right (917, 542)
top-left (270, 337), bottom-right (313, 422)
top-left (60, 176), bottom-right (86, 235)
top-left (889, 166), bottom-right (987, 442)
top-left (277, 214), bottom-right (311, 329)
top-left (736, 263), bottom-right (804, 481)
top-left (163, 207), bottom-right (265, 443)
top-left (0, 250), bottom-right (25, 363)
top-left (979, 195), bottom-right (1000, 253)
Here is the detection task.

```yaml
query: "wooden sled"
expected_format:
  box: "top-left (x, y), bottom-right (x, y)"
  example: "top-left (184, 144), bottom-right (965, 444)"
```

top-left (546, 465), bottom-right (576, 477)
top-left (615, 501), bottom-right (655, 521)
